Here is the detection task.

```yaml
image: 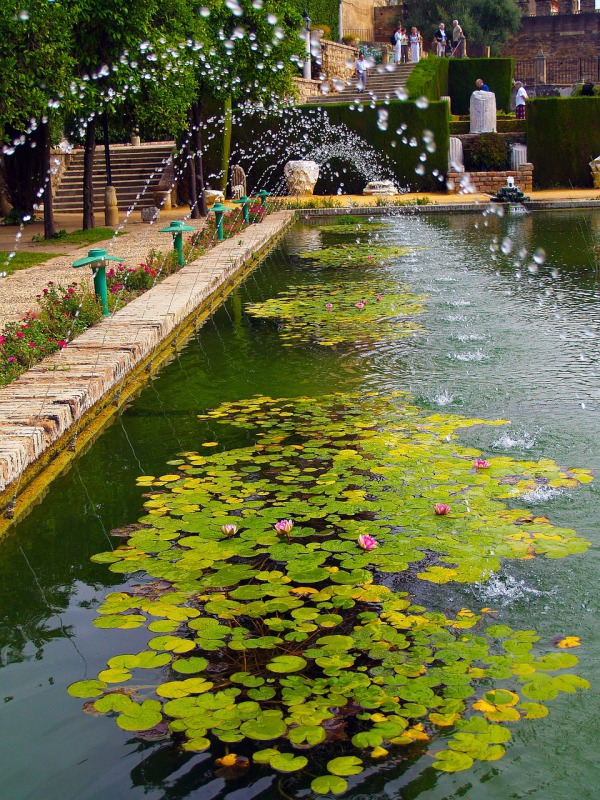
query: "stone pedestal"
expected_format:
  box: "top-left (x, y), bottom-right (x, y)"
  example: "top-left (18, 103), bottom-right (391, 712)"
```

top-left (511, 144), bottom-right (528, 171)
top-left (154, 190), bottom-right (172, 211)
top-left (449, 137), bottom-right (465, 173)
top-left (284, 160), bottom-right (319, 195)
top-left (470, 90), bottom-right (497, 134)
top-left (205, 189), bottom-right (225, 207)
top-left (104, 186), bottom-right (119, 227)
top-left (590, 156), bottom-right (600, 189)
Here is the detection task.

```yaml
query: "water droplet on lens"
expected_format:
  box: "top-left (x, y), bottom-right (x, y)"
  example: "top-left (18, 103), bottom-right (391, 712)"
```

top-left (416, 96), bottom-right (429, 109)
top-left (533, 248), bottom-right (546, 265)
top-left (18, 9), bottom-right (29, 20)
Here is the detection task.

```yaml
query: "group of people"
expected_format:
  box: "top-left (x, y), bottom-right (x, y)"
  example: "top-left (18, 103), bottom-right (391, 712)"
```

top-left (391, 20), bottom-right (466, 65)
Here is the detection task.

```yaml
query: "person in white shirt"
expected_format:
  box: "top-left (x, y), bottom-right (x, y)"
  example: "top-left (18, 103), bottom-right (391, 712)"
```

top-left (515, 81), bottom-right (528, 119)
top-left (355, 53), bottom-right (368, 93)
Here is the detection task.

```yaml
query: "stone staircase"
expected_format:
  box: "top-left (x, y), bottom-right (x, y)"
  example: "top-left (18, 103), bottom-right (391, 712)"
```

top-left (305, 63), bottom-right (415, 105)
top-left (53, 142), bottom-right (175, 213)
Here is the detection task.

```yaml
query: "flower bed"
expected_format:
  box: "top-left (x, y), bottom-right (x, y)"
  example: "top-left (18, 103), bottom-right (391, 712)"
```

top-left (0, 207), bottom-right (270, 388)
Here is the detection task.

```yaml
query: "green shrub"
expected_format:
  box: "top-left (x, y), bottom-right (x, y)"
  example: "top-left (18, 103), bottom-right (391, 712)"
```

top-left (405, 56), bottom-right (449, 101)
top-left (465, 133), bottom-right (509, 171)
top-left (448, 58), bottom-right (514, 114)
top-left (527, 97), bottom-right (600, 188)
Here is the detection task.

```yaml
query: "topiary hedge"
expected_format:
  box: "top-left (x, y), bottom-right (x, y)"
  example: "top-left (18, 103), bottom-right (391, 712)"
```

top-left (448, 58), bottom-right (514, 115)
top-left (405, 56), bottom-right (449, 102)
top-left (203, 100), bottom-right (450, 194)
top-left (527, 97), bottom-right (600, 188)
top-left (464, 132), bottom-right (509, 171)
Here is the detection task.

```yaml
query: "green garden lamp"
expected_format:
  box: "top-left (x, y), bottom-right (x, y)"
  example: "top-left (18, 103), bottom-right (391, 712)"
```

top-left (209, 202), bottom-right (228, 241)
top-left (233, 195), bottom-right (252, 224)
top-left (72, 248), bottom-right (122, 316)
top-left (158, 219), bottom-right (196, 266)
top-left (255, 189), bottom-right (270, 210)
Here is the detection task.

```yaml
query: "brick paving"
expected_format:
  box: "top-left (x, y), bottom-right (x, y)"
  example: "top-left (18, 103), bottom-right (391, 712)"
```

top-left (0, 210), bottom-right (294, 499)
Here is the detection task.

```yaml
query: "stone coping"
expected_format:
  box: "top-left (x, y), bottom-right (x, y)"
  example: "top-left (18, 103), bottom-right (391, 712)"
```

top-left (0, 211), bottom-right (294, 531)
top-left (296, 198), bottom-right (600, 215)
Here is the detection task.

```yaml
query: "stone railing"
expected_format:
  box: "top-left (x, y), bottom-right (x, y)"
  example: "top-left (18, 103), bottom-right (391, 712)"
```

top-left (320, 39), bottom-right (359, 81)
top-left (447, 163), bottom-right (534, 195)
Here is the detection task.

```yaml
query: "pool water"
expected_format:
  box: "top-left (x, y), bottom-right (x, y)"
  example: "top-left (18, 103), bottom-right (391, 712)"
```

top-left (1, 209), bottom-right (599, 800)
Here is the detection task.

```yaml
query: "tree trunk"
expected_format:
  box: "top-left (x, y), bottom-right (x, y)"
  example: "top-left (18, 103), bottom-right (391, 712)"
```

top-left (191, 102), bottom-right (208, 217)
top-left (220, 95), bottom-right (233, 196)
top-left (185, 125), bottom-right (200, 220)
top-left (102, 113), bottom-right (112, 186)
top-left (41, 121), bottom-right (56, 239)
top-left (83, 118), bottom-right (96, 230)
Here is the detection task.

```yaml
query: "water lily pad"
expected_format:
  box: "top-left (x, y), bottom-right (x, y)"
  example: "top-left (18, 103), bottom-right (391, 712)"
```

top-left (432, 750), bottom-right (474, 772)
top-left (311, 776), bottom-right (348, 795)
top-left (240, 715), bottom-right (287, 741)
top-left (327, 756), bottom-right (363, 777)
top-left (266, 656), bottom-right (307, 673)
top-left (270, 753), bottom-right (308, 772)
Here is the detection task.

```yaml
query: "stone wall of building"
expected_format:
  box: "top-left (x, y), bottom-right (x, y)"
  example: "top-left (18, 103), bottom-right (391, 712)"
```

top-left (341, 0), bottom-right (387, 40)
top-left (502, 10), bottom-right (600, 61)
top-left (447, 163), bottom-right (534, 194)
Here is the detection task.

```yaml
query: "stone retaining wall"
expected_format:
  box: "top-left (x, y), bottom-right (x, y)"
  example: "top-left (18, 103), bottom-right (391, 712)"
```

top-left (293, 78), bottom-right (322, 104)
top-left (321, 39), bottom-right (359, 81)
top-left (447, 163), bottom-right (534, 194)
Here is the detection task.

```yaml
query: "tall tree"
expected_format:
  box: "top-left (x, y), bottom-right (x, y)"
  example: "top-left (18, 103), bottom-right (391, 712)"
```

top-left (0, 0), bottom-right (74, 237)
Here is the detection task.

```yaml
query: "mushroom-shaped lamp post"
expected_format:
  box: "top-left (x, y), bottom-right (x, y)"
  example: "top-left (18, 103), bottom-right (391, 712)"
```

top-left (233, 195), bottom-right (252, 225)
top-left (72, 248), bottom-right (122, 317)
top-left (210, 202), bottom-right (228, 241)
top-left (255, 189), bottom-right (270, 211)
top-left (158, 219), bottom-right (196, 267)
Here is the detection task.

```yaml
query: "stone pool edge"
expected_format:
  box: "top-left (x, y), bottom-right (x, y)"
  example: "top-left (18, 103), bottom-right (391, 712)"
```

top-left (0, 210), bottom-right (294, 534)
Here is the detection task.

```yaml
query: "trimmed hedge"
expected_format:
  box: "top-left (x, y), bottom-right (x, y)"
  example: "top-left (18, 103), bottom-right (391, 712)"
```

top-left (204, 100), bottom-right (450, 194)
top-left (448, 58), bottom-right (514, 115)
top-left (405, 56), bottom-right (449, 102)
top-left (449, 119), bottom-right (525, 134)
top-left (527, 97), bottom-right (600, 188)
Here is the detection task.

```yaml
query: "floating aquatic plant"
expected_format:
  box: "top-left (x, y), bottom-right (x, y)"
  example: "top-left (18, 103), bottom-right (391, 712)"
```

top-left (316, 218), bottom-right (388, 235)
top-left (69, 393), bottom-right (591, 793)
top-left (245, 281), bottom-right (425, 346)
top-left (298, 244), bottom-right (412, 269)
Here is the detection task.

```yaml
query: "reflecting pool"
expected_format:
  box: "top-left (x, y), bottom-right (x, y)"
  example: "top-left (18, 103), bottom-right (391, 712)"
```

top-left (1, 210), bottom-right (599, 800)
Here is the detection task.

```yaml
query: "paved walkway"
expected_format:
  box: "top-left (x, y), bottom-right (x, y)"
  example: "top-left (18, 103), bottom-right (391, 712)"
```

top-left (0, 210), bottom-right (294, 515)
top-left (0, 209), bottom-right (207, 328)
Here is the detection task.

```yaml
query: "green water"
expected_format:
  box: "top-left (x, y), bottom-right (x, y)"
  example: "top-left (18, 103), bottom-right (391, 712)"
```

top-left (1, 210), bottom-right (599, 799)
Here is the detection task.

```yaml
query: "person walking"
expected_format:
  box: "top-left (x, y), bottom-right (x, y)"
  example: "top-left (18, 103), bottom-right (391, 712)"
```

top-left (514, 81), bottom-right (528, 119)
top-left (355, 52), bottom-right (368, 93)
top-left (434, 23), bottom-right (447, 58)
top-left (452, 19), bottom-right (466, 58)
top-left (409, 27), bottom-right (421, 64)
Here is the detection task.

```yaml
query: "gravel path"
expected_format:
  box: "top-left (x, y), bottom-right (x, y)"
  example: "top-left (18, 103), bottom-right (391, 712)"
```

top-left (0, 216), bottom-right (206, 328)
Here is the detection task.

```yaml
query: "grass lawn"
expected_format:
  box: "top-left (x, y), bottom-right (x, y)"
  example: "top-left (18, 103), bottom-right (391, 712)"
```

top-left (0, 251), bottom-right (61, 276)
top-left (31, 227), bottom-right (125, 247)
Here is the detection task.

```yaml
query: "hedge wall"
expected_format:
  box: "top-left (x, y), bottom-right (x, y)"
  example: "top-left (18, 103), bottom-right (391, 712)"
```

top-left (527, 97), bottom-right (600, 189)
top-left (204, 100), bottom-right (450, 194)
top-left (405, 56), bottom-right (449, 102)
top-left (292, 0), bottom-right (338, 36)
top-left (448, 58), bottom-right (514, 115)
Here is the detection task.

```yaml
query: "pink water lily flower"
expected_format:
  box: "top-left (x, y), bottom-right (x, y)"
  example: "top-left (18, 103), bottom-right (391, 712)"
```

top-left (221, 524), bottom-right (238, 537)
top-left (275, 519), bottom-right (294, 535)
top-left (475, 459), bottom-right (490, 469)
top-left (326, 303), bottom-right (333, 311)
top-left (355, 300), bottom-right (365, 310)
top-left (358, 534), bottom-right (378, 550)
top-left (434, 503), bottom-right (451, 516)
top-left (376, 294), bottom-right (383, 302)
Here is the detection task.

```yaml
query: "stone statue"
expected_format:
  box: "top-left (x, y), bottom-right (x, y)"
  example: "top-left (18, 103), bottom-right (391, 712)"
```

top-left (589, 156), bottom-right (600, 189)
top-left (511, 144), bottom-right (528, 171)
top-left (363, 180), bottom-right (398, 196)
top-left (230, 164), bottom-right (247, 196)
top-left (448, 137), bottom-right (465, 173)
top-left (470, 90), bottom-right (497, 134)
top-left (284, 160), bottom-right (320, 195)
